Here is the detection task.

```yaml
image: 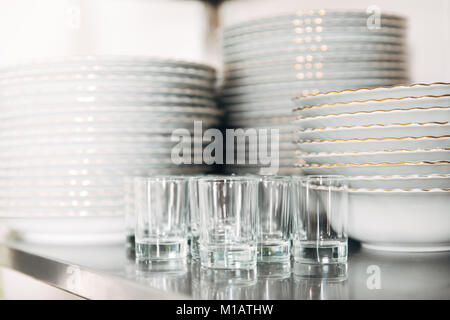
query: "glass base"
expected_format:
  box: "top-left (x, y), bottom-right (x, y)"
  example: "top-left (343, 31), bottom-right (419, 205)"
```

top-left (293, 240), bottom-right (347, 264)
top-left (199, 267), bottom-right (257, 286)
top-left (200, 245), bottom-right (257, 269)
top-left (136, 238), bottom-right (187, 261)
top-left (190, 235), bottom-right (200, 260)
top-left (257, 241), bottom-right (290, 263)
top-left (293, 262), bottom-right (348, 280)
top-left (136, 259), bottom-right (187, 275)
top-left (257, 261), bottom-right (291, 279)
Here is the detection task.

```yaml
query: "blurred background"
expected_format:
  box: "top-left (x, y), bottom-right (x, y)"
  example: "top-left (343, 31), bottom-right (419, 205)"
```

top-left (0, 0), bottom-right (448, 82)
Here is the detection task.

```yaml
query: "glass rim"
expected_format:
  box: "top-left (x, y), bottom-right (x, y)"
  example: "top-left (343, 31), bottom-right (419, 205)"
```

top-left (133, 175), bottom-right (189, 183)
top-left (196, 175), bottom-right (260, 183)
top-left (305, 175), bottom-right (347, 182)
top-left (257, 175), bottom-right (292, 182)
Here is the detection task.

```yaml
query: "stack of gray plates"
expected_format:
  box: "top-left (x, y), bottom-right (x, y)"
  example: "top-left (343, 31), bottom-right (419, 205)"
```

top-left (0, 55), bottom-right (220, 244)
top-left (220, 9), bottom-right (409, 174)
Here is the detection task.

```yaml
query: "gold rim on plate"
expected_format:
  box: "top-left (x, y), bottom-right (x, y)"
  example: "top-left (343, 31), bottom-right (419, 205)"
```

top-left (296, 121), bottom-right (449, 133)
top-left (298, 147), bottom-right (450, 157)
top-left (293, 94), bottom-right (450, 112)
top-left (293, 82), bottom-right (450, 101)
top-left (349, 187), bottom-right (450, 193)
top-left (297, 160), bottom-right (450, 168)
top-left (295, 135), bottom-right (450, 144)
top-left (295, 106), bottom-right (449, 121)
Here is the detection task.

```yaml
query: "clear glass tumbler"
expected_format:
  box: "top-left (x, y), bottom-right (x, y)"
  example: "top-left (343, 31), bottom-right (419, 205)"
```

top-left (188, 175), bottom-right (202, 260)
top-left (291, 175), bottom-right (348, 277)
top-left (256, 176), bottom-right (291, 263)
top-left (134, 176), bottom-right (188, 263)
top-left (197, 176), bottom-right (259, 269)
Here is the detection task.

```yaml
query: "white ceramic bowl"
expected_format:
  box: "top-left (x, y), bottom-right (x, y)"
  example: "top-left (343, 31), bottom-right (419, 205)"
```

top-left (296, 136), bottom-right (450, 153)
top-left (294, 94), bottom-right (450, 117)
top-left (294, 107), bottom-right (450, 129)
top-left (348, 188), bottom-right (450, 252)
top-left (296, 122), bottom-right (450, 141)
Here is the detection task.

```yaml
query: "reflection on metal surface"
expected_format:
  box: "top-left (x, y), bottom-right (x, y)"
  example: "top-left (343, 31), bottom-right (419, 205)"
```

top-left (347, 248), bottom-right (450, 299)
top-left (191, 262), bottom-right (258, 300)
top-left (293, 277), bottom-right (349, 300)
top-left (293, 262), bottom-right (348, 280)
top-left (255, 262), bottom-right (292, 300)
top-left (0, 243), bottom-right (186, 299)
top-left (134, 260), bottom-right (191, 296)
top-left (0, 241), bottom-right (449, 299)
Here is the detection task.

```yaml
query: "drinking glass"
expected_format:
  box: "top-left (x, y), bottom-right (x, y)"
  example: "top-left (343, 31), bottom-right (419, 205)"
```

top-left (188, 175), bottom-right (202, 259)
top-left (256, 176), bottom-right (291, 262)
top-left (197, 176), bottom-right (259, 269)
top-left (134, 176), bottom-right (188, 263)
top-left (291, 175), bottom-right (348, 277)
top-left (124, 176), bottom-right (136, 250)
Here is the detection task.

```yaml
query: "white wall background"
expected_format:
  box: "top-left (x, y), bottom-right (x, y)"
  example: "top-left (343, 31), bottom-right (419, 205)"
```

top-left (219, 0), bottom-right (450, 83)
top-left (0, 0), bottom-right (448, 82)
top-left (0, 0), bottom-right (215, 65)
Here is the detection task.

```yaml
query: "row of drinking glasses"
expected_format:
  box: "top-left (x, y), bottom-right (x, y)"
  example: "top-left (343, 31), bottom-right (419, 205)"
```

top-left (129, 175), bottom-right (348, 273)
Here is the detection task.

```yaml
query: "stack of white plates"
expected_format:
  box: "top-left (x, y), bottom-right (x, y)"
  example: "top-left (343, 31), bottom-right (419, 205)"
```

top-left (293, 82), bottom-right (450, 252)
top-left (0, 56), bottom-right (220, 244)
top-left (220, 10), bottom-right (409, 174)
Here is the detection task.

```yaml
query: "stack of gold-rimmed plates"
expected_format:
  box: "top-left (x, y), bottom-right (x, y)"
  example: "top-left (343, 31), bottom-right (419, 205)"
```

top-left (220, 9), bottom-right (409, 174)
top-left (0, 55), bottom-right (220, 244)
top-left (293, 82), bottom-right (450, 252)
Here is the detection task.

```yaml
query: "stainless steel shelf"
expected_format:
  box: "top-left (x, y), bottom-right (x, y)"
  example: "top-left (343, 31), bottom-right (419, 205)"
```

top-left (0, 241), bottom-right (449, 300)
